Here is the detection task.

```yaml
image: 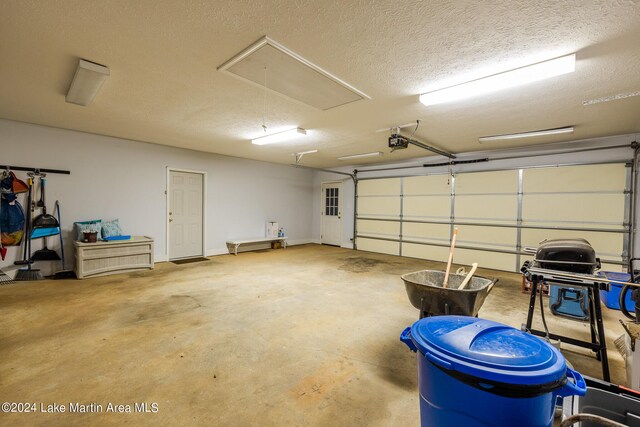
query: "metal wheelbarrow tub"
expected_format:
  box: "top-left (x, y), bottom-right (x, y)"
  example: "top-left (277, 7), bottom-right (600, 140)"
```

top-left (401, 269), bottom-right (498, 318)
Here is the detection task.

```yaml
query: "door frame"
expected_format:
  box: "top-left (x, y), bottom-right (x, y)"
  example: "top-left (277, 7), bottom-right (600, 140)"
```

top-left (320, 180), bottom-right (343, 246)
top-left (166, 167), bottom-right (207, 260)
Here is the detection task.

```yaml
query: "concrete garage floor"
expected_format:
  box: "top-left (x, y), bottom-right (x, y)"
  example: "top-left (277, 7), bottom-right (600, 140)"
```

top-left (0, 244), bottom-right (628, 426)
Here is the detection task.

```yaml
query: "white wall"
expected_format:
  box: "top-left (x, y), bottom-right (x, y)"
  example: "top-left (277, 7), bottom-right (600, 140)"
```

top-left (0, 119), bottom-right (314, 276)
top-left (311, 133), bottom-right (640, 259)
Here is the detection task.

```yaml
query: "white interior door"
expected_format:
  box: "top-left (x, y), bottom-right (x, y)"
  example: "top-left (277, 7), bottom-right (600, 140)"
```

top-left (321, 182), bottom-right (342, 246)
top-left (169, 170), bottom-right (204, 260)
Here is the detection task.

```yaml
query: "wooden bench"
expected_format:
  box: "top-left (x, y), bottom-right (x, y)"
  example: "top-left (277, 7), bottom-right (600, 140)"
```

top-left (226, 237), bottom-right (287, 255)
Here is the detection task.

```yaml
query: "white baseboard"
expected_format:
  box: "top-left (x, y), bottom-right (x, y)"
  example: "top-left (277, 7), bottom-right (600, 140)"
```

top-left (303, 239), bottom-right (352, 248)
top-left (135, 239), bottom-right (350, 264)
top-left (287, 239), bottom-right (315, 246)
top-left (207, 247), bottom-right (230, 257)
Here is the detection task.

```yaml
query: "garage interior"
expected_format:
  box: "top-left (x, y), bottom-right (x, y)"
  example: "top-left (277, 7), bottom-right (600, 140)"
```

top-left (1, 1), bottom-right (640, 426)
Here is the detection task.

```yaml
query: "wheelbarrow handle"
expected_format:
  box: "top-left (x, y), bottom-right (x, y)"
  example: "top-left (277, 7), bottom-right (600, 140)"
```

top-left (487, 278), bottom-right (499, 294)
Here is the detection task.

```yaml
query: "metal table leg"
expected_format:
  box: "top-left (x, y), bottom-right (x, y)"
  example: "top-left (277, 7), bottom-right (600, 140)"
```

top-left (525, 276), bottom-right (539, 331)
top-left (588, 290), bottom-right (600, 360)
top-left (592, 287), bottom-right (610, 382)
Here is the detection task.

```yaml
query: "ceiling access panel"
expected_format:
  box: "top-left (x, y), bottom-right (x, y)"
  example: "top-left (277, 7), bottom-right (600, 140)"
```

top-left (217, 36), bottom-right (370, 110)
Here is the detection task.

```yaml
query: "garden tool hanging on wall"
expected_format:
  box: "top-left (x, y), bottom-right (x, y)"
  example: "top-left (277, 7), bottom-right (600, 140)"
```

top-left (30, 174), bottom-right (60, 261)
top-left (14, 174), bottom-right (43, 281)
top-left (31, 174), bottom-right (60, 239)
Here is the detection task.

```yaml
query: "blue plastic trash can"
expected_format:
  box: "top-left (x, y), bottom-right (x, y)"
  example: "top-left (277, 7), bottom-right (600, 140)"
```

top-left (400, 315), bottom-right (586, 427)
top-left (598, 271), bottom-right (635, 312)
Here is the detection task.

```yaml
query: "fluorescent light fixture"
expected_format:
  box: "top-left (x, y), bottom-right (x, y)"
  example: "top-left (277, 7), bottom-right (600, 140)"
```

top-left (419, 54), bottom-right (575, 106)
top-left (66, 59), bottom-right (110, 106)
top-left (251, 127), bottom-right (307, 145)
top-left (478, 126), bottom-right (574, 143)
top-left (338, 152), bottom-right (382, 160)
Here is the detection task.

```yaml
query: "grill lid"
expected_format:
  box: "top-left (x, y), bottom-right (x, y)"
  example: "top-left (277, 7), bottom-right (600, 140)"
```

top-left (534, 239), bottom-right (599, 273)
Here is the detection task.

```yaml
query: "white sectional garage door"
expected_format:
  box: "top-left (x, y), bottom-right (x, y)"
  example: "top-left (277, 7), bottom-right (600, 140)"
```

top-left (356, 163), bottom-right (630, 272)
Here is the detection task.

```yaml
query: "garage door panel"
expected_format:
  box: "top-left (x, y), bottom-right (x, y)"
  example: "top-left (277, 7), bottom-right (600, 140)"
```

top-left (403, 222), bottom-right (450, 242)
top-left (455, 195), bottom-right (517, 221)
top-left (357, 238), bottom-right (399, 256)
top-left (523, 164), bottom-right (626, 192)
top-left (358, 196), bottom-right (400, 218)
top-left (454, 248), bottom-right (516, 272)
top-left (602, 263), bottom-right (625, 272)
top-left (521, 229), bottom-right (623, 259)
top-left (403, 196), bottom-right (451, 219)
top-left (358, 178), bottom-right (401, 196)
top-left (402, 243), bottom-right (450, 261)
top-left (404, 175), bottom-right (451, 195)
top-left (357, 220), bottom-right (400, 238)
top-left (456, 225), bottom-right (517, 247)
top-left (522, 194), bottom-right (625, 224)
top-left (455, 170), bottom-right (518, 193)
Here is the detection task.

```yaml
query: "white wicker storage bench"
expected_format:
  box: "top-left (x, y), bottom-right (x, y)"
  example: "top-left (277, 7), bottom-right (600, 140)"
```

top-left (74, 236), bottom-right (154, 279)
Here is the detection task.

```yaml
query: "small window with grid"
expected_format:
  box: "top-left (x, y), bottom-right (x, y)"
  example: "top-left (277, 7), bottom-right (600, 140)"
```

top-left (325, 188), bottom-right (339, 216)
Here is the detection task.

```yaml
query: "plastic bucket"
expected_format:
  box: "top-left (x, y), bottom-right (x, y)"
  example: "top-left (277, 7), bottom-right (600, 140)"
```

top-left (401, 316), bottom-right (586, 427)
top-left (598, 271), bottom-right (635, 312)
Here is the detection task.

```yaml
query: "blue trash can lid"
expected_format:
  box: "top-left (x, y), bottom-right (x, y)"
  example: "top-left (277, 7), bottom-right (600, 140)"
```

top-left (409, 315), bottom-right (566, 385)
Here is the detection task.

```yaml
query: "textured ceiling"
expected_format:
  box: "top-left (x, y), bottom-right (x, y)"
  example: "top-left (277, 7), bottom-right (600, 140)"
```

top-left (1, 0), bottom-right (639, 168)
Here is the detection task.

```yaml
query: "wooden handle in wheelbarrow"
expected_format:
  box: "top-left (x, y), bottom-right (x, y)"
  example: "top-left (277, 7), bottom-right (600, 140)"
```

top-left (458, 263), bottom-right (478, 290)
top-left (443, 228), bottom-right (458, 288)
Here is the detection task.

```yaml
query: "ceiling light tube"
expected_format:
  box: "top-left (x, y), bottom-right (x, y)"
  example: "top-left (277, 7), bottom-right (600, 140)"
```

top-left (66, 59), bottom-right (110, 106)
top-left (338, 152), bottom-right (382, 160)
top-left (419, 54), bottom-right (575, 106)
top-left (251, 127), bottom-right (307, 145)
top-left (478, 126), bottom-right (574, 143)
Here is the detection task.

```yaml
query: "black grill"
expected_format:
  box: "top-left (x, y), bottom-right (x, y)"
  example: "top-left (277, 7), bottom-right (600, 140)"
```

top-left (533, 238), bottom-right (600, 274)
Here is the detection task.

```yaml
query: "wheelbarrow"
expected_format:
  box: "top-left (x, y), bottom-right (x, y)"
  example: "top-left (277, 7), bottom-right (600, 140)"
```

top-left (401, 269), bottom-right (498, 318)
